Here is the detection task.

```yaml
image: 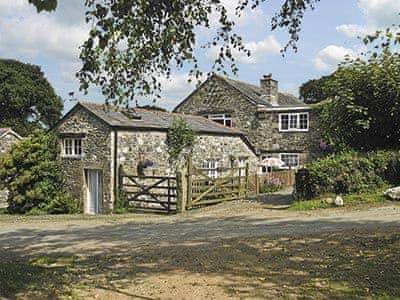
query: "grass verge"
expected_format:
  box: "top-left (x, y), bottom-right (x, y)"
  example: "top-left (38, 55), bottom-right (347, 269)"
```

top-left (290, 189), bottom-right (388, 211)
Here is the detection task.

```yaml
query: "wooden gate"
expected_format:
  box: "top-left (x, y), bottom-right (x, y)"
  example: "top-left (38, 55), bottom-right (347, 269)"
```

top-left (186, 158), bottom-right (249, 209)
top-left (120, 174), bottom-right (177, 214)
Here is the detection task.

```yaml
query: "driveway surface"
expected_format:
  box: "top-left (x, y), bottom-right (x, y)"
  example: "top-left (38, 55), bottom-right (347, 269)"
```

top-left (0, 199), bottom-right (399, 254)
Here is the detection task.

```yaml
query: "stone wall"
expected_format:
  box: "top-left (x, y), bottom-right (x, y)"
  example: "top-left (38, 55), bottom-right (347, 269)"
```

top-left (175, 76), bottom-right (321, 165)
top-left (55, 107), bottom-right (112, 213)
top-left (0, 133), bottom-right (22, 208)
top-left (174, 76), bottom-right (260, 144)
top-left (117, 131), bottom-right (258, 176)
top-left (256, 110), bottom-right (322, 163)
top-left (0, 133), bottom-right (20, 155)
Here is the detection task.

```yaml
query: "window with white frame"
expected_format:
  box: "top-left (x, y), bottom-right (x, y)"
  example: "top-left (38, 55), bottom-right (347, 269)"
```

top-left (207, 113), bottom-right (232, 127)
top-left (279, 112), bottom-right (309, 131)
top-left (260, 155), bottom-right (273, 173)
top-left (238, 158), bottom-right (247, 177)
top-left (203, 159), bottom-right (220, 178)
top-left (63, 138), bottom-right (82, 157)
top-left (280, 153), bottom-right (299, 168)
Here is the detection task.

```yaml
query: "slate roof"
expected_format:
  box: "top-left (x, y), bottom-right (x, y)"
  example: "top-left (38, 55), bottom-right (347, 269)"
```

top-left (215, 74), bottom-right (306, 107)
top-left (78, 102), bottom-right (243, 135)
top-left (174, 74), bottom-right (307, 111)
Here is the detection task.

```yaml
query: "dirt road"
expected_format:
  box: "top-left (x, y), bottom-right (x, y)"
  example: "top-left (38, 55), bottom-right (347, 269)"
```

top-left (0, 200), bottom-right (399, 299)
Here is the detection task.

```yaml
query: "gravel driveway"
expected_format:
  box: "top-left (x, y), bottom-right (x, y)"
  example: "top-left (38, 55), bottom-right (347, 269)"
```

top-left (0, 199), bottom-right (399, 254)
top-left (0, 199), bottom-right (399, 299)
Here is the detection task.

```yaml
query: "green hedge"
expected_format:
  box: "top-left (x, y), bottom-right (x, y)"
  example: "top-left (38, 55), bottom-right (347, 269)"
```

top-left (295, 151), bottom-right (400, 199)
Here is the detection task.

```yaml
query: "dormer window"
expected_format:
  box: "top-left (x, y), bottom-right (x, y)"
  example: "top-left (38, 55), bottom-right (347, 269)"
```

top-left (279, 112), bottom-right (309, 132)
top-left (63, 138), bottom-right (83, 157)
top-left (207, 113), bottom-right (232, 127)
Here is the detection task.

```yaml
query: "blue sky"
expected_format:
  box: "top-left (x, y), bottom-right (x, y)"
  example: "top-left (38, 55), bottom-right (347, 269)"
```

top-left (0, 0), bottom-right (399, 112)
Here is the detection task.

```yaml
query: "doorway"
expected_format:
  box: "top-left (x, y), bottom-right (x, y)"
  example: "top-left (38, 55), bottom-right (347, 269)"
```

top-left (85, 169), bottom-right (103, 214)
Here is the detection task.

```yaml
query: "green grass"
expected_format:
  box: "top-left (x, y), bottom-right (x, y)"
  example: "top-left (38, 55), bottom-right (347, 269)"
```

top-left (290, 190), bottom-right (388, 211)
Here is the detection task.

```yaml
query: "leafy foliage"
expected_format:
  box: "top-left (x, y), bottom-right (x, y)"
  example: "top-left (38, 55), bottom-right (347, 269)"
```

top-left (312, 46), bottom-right (400, 151)
top-left (167, 118), bottom-right (196, 161)
top-left (299, 74), bottom-right (335, 104)
top-left (0, 130), bottom-right (78, 214)
top-left (26, 0), bottom-right (321, 104)
top-left (0, 59), bottom-right (63, 136)
top-left (295, 151), bottom-right (400, 200)
top-left (259, 177), bottom-right (282, 193)
top-left (28, 0), bottom-right (57, 12)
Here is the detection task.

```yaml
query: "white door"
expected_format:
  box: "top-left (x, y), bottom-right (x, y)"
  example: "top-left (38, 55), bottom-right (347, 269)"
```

top-left (86, 169), bottom-right (103, 214)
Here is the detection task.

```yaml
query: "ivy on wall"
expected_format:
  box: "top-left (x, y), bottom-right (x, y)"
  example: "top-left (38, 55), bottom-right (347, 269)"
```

top-left (166, 118), bottom-right (196, 162)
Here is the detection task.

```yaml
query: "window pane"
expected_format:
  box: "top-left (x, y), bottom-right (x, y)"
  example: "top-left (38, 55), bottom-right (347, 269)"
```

top-left (280, 115), bottom-right (289, 130)
top-left (225, 119), bottom-right (232, 127)
top-left (289, 114), bottom-right (297, 129)
top-left (281, 154), bottom-right (299, 167)
top-left (74, 139), bottom-right (82, 155)
top-left (64, 139), bottom-right (72, 155)
top-left (299, 113), bottom-right (308, 129)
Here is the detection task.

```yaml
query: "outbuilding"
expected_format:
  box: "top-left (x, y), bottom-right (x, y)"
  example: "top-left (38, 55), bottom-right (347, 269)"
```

top-left (54, 102), bottom-right (258, 214)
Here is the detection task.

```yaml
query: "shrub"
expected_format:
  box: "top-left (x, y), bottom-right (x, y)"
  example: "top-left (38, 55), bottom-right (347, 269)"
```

top-left (0, 130), bottom-right (77, 214)
top-left (259, 177), bottom-right (283, 193)
top-left (295, 150), bottom-right (400, 200)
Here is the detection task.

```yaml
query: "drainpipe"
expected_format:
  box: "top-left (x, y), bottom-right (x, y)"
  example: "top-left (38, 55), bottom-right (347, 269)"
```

top-left (113, 129), bottom-right (118, 211)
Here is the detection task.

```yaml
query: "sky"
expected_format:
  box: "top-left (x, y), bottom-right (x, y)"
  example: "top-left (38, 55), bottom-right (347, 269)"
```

top-left (0, 0), bottom-right (399, 112)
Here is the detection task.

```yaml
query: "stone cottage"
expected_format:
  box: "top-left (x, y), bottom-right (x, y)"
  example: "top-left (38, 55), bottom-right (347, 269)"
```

top-left (174, 73), bottom-right (321, 171)
top-left (54, 102), bottom-right (257, 214)
top-left (0, 128), bottom-right (23, 208)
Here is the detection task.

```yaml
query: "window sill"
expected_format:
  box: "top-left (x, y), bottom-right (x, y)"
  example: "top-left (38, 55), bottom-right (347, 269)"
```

top-left (61, 155), bottom-right (83, 160)
top-left (279, 129), bottom-right (309, 132)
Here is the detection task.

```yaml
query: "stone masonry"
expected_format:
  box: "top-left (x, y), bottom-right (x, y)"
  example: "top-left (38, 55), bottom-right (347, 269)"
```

top-left (55, 102), bottom-right (258, 214)
top-left (54, 108), bottom-right (112, 213)
top-left (174, 74), bottom-right (321, 165)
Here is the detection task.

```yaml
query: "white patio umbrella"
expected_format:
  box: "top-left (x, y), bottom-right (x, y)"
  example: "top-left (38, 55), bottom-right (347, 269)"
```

top-left (259, 157), bottom-right (285, 168)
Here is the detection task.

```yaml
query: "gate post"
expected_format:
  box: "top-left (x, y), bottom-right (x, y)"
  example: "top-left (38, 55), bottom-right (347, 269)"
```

top-left (176, 167), bottom-right (188, 213)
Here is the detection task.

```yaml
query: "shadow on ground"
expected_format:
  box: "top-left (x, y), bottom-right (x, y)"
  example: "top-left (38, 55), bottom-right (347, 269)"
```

top-left (0, 214), bottom-right (399, 299)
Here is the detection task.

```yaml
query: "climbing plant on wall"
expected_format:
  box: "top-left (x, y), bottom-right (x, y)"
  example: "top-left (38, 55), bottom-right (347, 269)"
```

top-left (166, 118), bottom-right (196, 162)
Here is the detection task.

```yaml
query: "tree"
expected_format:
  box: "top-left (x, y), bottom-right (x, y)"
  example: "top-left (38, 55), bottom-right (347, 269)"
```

top-left (315, 48), bottom-right (400, 151)
top-left (27, 0), bottom-right (321, 104)
top-left (0, 130), bottom-right (78, 214)
top-left (0, 59), bottom-right (63, 136)
top-left (299, 74), bottom-right (335, 104)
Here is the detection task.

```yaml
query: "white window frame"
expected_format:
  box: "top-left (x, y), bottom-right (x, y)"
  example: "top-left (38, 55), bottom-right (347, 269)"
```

top-left (279, 112), bottom-right (309, 132)
top-left (259, 155), bottom-right (273, 174)
top-left (203, 159), bottom-right (220, 179)
top-left (238, 158), bottom-right (247, 177)
top-left (207, 113), bottom-right (232, 127)
top-left (279, 153), bottom-right (300, 169)
top-left (62, 138), bottom-right (83, 158)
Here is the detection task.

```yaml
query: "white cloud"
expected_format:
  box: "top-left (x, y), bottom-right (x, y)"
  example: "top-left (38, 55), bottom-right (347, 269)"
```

top-left (313, 45), bottom-right (356, 71)
top-left (336, 24), bottom-right (374, 38)
top-left (358, 0), bottom-right (400, 27)
top-left (337, 0), bottom-right (400, 39)
top-left (0, 0), bottom-right (89, 61)
top-left (206, 36), bottom-right (281, 64)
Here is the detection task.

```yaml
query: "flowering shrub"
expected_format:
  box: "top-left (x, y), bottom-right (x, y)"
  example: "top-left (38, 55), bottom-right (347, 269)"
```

top-left (259, 177), bottom-right (283, 193)
top-left (295, 150), bottom-right (400, 199)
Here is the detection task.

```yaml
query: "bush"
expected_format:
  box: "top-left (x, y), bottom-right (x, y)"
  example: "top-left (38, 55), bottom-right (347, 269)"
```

top-left (259, 177), bottom-right (283, 193)
top-left (295, 150), bottom-right (400, 199)
top-left (0, 130), bottom-right (78, 214)
top-left (46, 193), bottom-right (80, 214)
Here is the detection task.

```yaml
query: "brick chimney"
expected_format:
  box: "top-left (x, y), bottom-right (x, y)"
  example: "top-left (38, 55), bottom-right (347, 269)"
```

top-left (260, 73), bottom-right (278, 106)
